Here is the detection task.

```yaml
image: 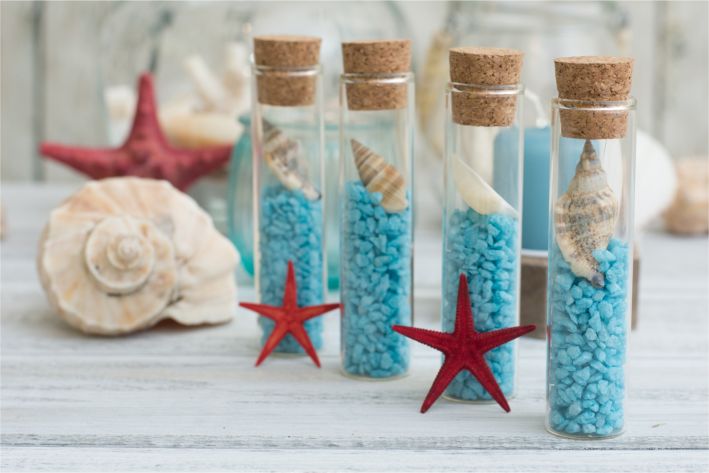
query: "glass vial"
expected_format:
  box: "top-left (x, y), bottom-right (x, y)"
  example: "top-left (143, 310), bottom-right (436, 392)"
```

top-left (251, 36), bottom-right (326, 353)
top-left (442, 47), bottom-right (524, 401)
top-left (546, 57), bottom-right (636, 439)
top-left (339, 40), bottom-right (414, 379)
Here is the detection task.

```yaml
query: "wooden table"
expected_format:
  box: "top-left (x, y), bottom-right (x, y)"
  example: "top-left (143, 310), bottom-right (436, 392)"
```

top-left (2, 184), bottom-right (708, 472)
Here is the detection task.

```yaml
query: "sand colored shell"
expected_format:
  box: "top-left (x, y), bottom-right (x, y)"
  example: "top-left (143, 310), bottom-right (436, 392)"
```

top-left (263, 120), bottom-right (320, 200)
top-left (351, 139), bottom-right (408, 213)
top-left (37, 178), bottom-right (239, 335)
top-left (554, 140), bottom-right (618, 287)
top-left (452, 155), bottom-right (517, 217)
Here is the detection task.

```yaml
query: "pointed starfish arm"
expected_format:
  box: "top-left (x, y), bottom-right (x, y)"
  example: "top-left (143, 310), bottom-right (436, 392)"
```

top-left (39, 143), bottom-right (119, 179)
top-left (420, 358), bottom-right (464, 413)
top-left (477, 325), bottom-right (536, 354)
top-left (454, 274), bottom-right (475, 336)
top-left (282, 261), bottom-right (298, 308)
top-left (296, 303), bottom-right (341, 321)
top-left (255, 323), bottom-right (290, 366)
top-left (239, 302), bottom-right (285, 320)
top-left (392, 325), bottom-right (453, 353)
top-left (289, 325), bottom-right (322, 368)
top-left (465, 355), bottom-right (510, 412)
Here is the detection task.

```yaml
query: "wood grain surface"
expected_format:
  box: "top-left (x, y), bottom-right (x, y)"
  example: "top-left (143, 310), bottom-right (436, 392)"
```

top-left (1, 184), bottom-right (708, 472)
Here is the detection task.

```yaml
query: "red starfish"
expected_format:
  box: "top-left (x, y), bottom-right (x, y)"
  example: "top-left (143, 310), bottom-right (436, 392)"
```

top-left (393, 274), bottom-right (535, 413)
top-left (39, 73), bottom-right (232, 191)
top-left (239, 261), bottom-right (340, 368)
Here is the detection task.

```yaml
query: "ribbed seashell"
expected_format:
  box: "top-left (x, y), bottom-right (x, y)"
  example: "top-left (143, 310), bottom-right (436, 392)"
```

top-left (452, 154), bottom-right (517, 217)
top-left (37, 178), bottom-right (239, 335)
top-left (263, 120), bottom-right (320, 201)
top-left (351, 139), bottom-right (408, 213)
top-left (554, 140), bottom-right (618, 287)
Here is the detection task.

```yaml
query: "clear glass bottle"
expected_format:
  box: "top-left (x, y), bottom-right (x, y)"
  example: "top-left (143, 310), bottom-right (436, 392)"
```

top-left (251, 36), bottom-right (326, 353)
top-left (339, 40), bottom-right (414, 379)
top-left (546, 57), bottom-right (636, 438)
top-left (441, 47), bottom-right (524, 401)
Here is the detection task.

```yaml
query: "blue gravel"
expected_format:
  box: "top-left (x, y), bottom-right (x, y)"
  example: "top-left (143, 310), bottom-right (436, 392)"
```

top-left (341, 181), bottom-right (412, 378)
top-left (442, 208), bottom-right (520, 400)
top-left (547, 239), bottom-right (629, 437)
top-left (258, 184), bottom-right (324, 353)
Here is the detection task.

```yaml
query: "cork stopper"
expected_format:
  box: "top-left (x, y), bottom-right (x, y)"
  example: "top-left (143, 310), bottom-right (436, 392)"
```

top-left (554, 56), bottom-right (634, 139)
top-left (253, 36), bottom-right (321, 106)
top-left (342, 40), bottom-right (411, 111)
top-left (449, 47), bottom-right (523, 127)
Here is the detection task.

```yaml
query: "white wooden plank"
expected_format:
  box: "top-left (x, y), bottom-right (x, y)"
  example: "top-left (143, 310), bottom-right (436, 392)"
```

top-left (3, 448), bottom-right (707, 473)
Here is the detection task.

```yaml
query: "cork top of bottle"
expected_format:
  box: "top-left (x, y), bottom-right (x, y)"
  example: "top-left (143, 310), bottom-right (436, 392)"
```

top-left (554, 56), bottom-right (634, 139)
top-left (342, 40), bottom-right (412, 74)
top-left (253, 35), bottom-right (321, 68)
top-left (554, 56), bottom-right (633, 101)
top-left (449, 47), bottom-right (523, 86)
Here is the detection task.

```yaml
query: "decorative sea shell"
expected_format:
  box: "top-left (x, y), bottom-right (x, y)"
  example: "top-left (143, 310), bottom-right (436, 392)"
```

top-left (351, 139), bottom-right (408, 213)
top-left (452, 155), bottom-right (517, 217)
top-left (263, 120), bottom-right (321, 201)
top-left (37, 178), bottom-right (239, 335)
top-left (554, 140), bottom-right (618, 287)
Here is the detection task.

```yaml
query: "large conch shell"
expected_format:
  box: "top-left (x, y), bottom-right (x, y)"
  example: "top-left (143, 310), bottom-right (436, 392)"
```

top-left (37, 178), bottom-right (239, 335)
top-left (351, 139), bottom-right (408, 213)
top-left (263, 120), bottom-right (320, 200)
top-left (554, 140), bottom-right (618, 287)
top-left (452, 155), bottom-right (517, 217)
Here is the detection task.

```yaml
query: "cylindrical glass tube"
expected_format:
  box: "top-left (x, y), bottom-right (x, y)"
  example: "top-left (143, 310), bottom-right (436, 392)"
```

top-left (441, 81), bottom-right (524, 401)
top-left (546, 98), bottom-right (636, 438)
top-left (251, 37), bottom-right (326, 353)
top-left (339, 40), bottom-right (414, 379)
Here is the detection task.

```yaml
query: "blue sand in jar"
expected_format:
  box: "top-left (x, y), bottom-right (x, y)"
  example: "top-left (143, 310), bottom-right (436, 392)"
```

top-left (548, 239), bottom-right (629, 437)
top-left (442, 208), bottom-right (519, 400)
top-left (258, 184), bottom-right (324, 353)
top-left (341, 181), bottom-right (412, 378)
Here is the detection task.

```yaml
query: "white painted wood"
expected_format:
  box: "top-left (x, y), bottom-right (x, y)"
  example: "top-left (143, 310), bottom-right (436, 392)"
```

top-left (1, 184), bottom-right (708, 472)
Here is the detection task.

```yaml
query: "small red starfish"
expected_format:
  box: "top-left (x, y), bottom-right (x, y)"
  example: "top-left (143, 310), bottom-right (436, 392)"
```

top-left (240, 261), bottom-right (340, 368)
top-left (393, 274), bottom-right (535, 413)
top-left (39, 73), bottom-right (232, 191)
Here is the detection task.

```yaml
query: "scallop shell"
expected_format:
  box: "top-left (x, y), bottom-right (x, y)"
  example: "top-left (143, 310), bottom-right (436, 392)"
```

top-left (452, 155), bottom-right (517, 217)
top-left (263, 120), bottom-right (320, 200)
top-left (37, 178), bottom-right (239, 335)
top-left (554, 140), bottom-right (618, 287)
top-left (351, 139), bottom-right (408, 213)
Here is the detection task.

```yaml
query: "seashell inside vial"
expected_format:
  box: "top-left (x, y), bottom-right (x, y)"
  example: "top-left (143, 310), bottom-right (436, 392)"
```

top-left (263, 120), bottom-right (320, 201)
top-left (351, 139), bottom-right (408, 213)
top-left (554, 140), bottom-right (619, 287)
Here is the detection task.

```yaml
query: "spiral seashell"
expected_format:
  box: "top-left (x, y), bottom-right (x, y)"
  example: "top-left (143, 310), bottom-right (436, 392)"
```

top-left (37, 178), bottom-right (239, 335)
top-left (554, 140), bottom-right (618, 287)
top-left (452, 154), bottom-right (517, 217)
top-left (263, 120), bottom-right (320, 200)
top-left (351, 139), bottom-right (408, 213)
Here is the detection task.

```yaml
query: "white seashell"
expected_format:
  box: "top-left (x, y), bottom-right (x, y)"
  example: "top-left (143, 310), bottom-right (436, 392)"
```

top-left (263, 120), bottom-right (320, 200)
top-left (37, 178), bottom-right (239, 335)
top-left (554, 140), bottom-right (618, 287)
top-left (184, 55), bottom-right (228, 113)
top-left (160, 111), bottom-right (243, 148)
top-left (452, 155), bottom-right (517, 217)
top-left (351, 139), bottom-right (408, 213)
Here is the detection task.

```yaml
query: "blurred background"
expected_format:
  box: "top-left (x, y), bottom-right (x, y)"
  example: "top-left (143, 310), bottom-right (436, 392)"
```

top-left (1, 1), bottom-right (707, 288)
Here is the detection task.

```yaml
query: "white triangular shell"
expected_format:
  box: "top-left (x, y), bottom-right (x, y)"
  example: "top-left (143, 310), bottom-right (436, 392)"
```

top-left (452, 155), bottom-right (517, 217)
top-left (37, 178), bottom-right (239, 335)
top-left (351, 139), bottom-right (408, 213)
top-left (554, 140), bottom-right (618, 286)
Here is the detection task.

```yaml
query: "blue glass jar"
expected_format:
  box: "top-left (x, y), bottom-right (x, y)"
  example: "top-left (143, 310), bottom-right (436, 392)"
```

top-left (339, 40), bottom-right (414, 379)
top-left (251, 36), bottom-right (326, 354)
